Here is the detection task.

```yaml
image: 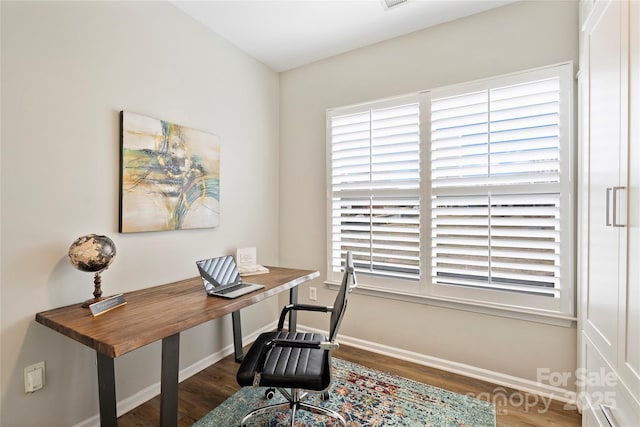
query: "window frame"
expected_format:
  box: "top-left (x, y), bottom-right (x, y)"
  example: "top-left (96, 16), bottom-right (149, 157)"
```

top-left (325, 62), bottom-right (575, 325)
top-left (326, 94), bottom-right (426, 295)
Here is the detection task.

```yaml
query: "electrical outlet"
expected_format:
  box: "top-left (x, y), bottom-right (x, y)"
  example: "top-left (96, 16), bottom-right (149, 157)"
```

top-left (309, 287), bottom-right (317, 301)
top-left (24, 361), bottom-right (45, 393)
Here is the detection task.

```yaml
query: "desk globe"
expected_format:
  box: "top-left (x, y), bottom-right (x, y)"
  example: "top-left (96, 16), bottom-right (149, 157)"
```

top-left (68, 234), bottom-right (116, 307)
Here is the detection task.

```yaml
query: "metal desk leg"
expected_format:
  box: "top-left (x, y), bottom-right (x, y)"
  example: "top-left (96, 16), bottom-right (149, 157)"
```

top-left (96, 352), bottom-right (117, 427)
top-left (289, 286), bottom-right (298, 332)
top-left (160, 333), bottom-right (180, 427)
top-left (232, 310), bottom-right (243, 362)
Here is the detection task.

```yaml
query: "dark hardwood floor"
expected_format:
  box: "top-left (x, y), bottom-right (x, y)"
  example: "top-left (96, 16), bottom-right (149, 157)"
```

top-left (118, 344), bottom-right (582, 426)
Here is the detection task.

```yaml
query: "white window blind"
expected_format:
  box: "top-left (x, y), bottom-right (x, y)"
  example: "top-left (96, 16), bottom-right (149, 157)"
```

top-left (329, 99), bottom-right (421, 280)
top-left (431, 76), bottom-right (564, 298)
top-left (326, 63), bottom-right (573, 320)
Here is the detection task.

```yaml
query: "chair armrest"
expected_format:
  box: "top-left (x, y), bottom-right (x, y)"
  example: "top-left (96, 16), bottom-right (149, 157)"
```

top-left (277, 304), bottom-right (331, 330)
top-left (272, 339), bottom-right (339, 351)
top-left (271, 338), bottom-right (322, 349)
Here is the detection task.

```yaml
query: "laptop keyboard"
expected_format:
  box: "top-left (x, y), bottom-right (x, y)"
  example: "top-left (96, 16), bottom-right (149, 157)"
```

top-left (216, 284), bottom-right (244, 294)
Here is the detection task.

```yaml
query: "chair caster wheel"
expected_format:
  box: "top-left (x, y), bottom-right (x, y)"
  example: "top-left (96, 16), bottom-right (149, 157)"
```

top-left (265, 388), bottom-right (275, 399)
top-left (322, 391), bottom-right (330, 401)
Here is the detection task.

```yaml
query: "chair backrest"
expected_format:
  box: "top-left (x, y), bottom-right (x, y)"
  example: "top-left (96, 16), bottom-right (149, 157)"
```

top-left (328, 251), bottom-right (357, 342)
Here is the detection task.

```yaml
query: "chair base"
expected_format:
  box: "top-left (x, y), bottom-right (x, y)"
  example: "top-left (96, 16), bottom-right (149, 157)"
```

top-left (240, 388), bottom-right (346, 427)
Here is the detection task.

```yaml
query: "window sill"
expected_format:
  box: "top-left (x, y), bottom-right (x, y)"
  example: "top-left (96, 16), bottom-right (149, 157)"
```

top-left (324, 280), bottom-right (577, 327)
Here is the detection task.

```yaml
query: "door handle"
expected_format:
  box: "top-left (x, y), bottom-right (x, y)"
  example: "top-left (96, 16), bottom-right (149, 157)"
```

top-left (612, 186), bottom-right (626, 228)
top-left (606, 187), bottom-right (612, 226)
top-left (606, 187), bottom-right (626, 228)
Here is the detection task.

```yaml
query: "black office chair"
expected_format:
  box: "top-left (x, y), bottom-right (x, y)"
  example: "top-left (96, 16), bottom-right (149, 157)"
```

top-left (236, 251), bottom-right (357, 427)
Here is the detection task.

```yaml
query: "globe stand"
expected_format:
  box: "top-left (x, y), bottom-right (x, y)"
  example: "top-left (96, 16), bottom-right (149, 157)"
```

top-left (81, 272), bottom-right (104, 308)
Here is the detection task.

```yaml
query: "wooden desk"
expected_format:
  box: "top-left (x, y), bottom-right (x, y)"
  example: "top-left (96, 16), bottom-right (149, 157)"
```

top-left (35, 267), bottom-right (319, 427)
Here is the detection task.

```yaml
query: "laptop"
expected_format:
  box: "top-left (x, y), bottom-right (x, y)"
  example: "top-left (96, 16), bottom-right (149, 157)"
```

top-left (196, 255), bottom-right (264, 298)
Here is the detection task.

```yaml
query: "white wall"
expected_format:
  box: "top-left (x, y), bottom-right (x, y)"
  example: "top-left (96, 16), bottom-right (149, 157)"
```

top-left (1, 1), bottom-right (279, 425)
top-left (280, 0), bottom-right (579, 389)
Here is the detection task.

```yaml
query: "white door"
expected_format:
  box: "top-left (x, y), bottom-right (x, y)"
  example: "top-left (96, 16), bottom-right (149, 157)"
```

top-left (584, 0), bottom-right (626, 365)
top-left (620, 0), bottom-right (640, 402)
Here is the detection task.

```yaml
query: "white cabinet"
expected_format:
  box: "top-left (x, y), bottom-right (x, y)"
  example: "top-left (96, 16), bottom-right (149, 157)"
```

top-left (583, 0), bottom-right (626, 366)
top-left (579, 0), bottom-right (640, 425)
top-left (622, 0), bottom-right (640, 405)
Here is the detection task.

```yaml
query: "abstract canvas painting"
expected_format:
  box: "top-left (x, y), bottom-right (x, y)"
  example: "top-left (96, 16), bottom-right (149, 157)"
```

top-left (119, 111), bottom-right (220, 233)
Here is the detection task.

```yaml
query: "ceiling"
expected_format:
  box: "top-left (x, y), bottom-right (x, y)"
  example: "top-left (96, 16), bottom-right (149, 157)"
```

top-left (170, 0), bottom-right (518, 72)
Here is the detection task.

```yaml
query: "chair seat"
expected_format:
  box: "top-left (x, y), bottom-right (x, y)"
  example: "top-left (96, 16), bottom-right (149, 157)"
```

top-left (237, 331), bottom-right (330, 391)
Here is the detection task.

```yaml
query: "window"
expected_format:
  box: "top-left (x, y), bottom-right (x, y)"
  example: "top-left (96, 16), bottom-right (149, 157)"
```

top-left (327, 96), bottom-right (422, 291)
top-left (327, 63), bottom-right (574, 319)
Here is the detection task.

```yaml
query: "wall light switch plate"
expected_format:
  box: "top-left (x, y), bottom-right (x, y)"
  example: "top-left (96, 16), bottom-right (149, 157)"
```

top-left (309, 287), bottom-right (317, 301)
top-left (24, 361), bottom-right (45, 393)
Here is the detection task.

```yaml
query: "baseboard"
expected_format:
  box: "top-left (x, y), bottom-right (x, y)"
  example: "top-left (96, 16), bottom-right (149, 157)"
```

top-left (74, 319), bottom-right (576, 427)
top-left (72, 320), bottom-right (277, 427)
top-left (296, 323), bottom-right (578, 406)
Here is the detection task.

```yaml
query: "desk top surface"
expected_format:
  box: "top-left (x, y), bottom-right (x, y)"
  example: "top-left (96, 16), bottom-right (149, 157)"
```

top-left (35, 267), bottom-right (319, 358)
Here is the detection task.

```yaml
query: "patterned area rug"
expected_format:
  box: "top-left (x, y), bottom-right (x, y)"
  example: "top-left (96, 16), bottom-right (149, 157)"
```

top-left (193, 358), bottom-right (496, 426)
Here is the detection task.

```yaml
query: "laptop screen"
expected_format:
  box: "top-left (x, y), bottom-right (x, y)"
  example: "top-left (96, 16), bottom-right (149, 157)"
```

top-left (196, 256), bottom-right (241, 289)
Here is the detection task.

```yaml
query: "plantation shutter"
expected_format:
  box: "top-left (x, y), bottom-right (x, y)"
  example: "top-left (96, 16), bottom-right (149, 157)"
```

top-left (431, 76), bottom-right (563, 297)
top-left (329, 100), bottom-right (421, 279)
